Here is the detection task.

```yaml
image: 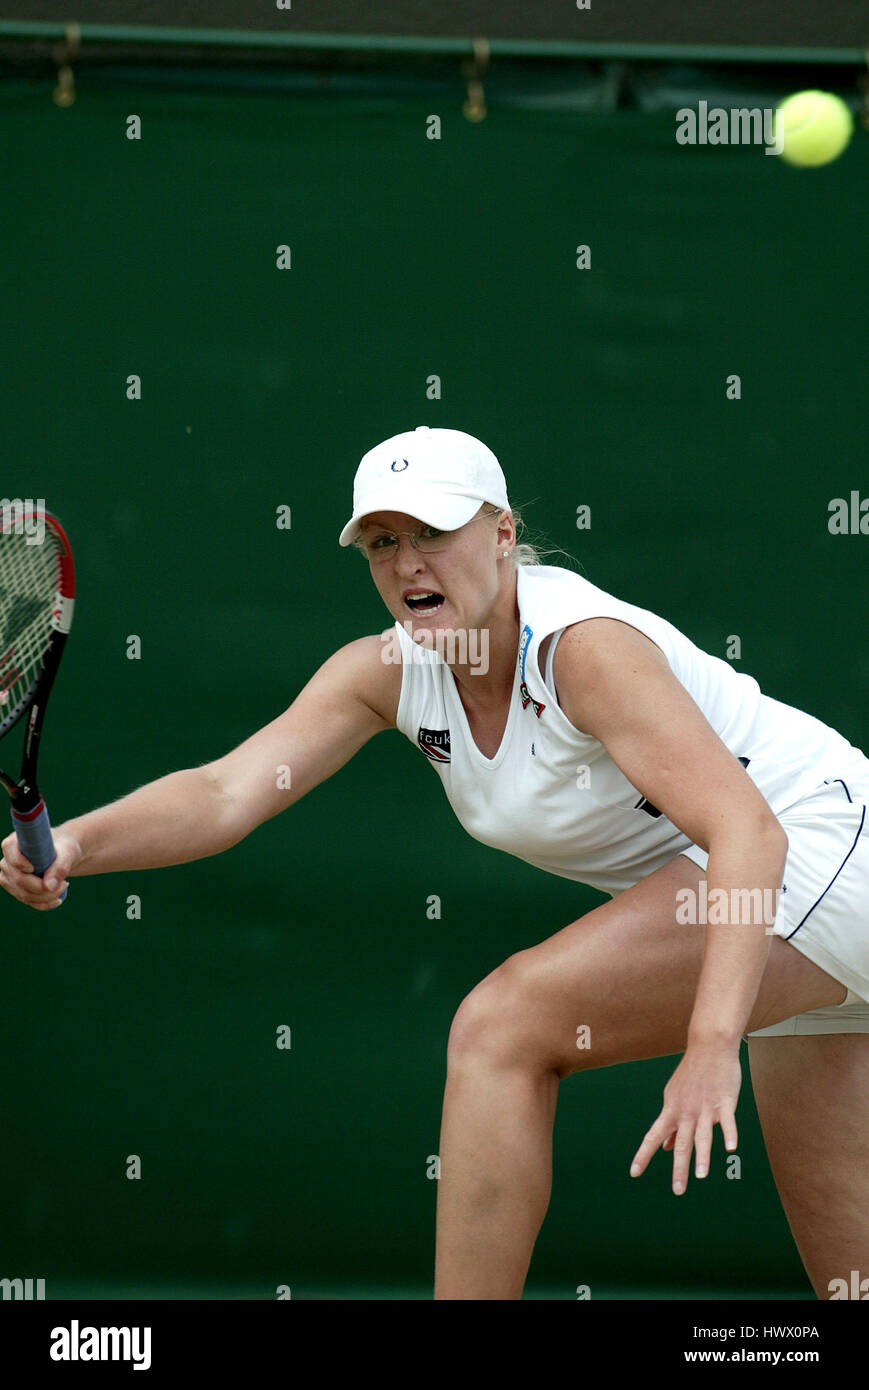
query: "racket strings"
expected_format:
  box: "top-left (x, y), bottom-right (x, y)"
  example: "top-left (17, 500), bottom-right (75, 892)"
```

top-left (0, 529), bottom-right (61, 709)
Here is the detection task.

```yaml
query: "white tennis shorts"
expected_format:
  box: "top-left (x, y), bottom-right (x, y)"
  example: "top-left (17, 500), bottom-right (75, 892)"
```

top-left (680, 768), bottom-right (869, 1037)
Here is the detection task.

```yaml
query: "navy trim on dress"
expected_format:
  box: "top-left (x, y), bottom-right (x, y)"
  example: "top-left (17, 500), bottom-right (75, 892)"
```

top-left (824, 777), bottom-right (854, 803)
top-left (786, 796), bottom-right (866, 939)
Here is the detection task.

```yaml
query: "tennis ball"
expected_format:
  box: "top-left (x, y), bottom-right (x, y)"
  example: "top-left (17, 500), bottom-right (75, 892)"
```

top-left (775, 89), bottom-right (854, 167)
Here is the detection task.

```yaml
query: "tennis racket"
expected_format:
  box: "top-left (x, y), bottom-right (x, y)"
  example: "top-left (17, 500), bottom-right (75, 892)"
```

top-left (0, 505), bottom-right (75, 901)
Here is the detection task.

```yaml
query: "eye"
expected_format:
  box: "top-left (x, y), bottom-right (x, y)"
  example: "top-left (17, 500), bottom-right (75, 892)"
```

top-left (368, 533), bottom-right (396, 551)
top-left (419, 524), bottom-right (444, 540)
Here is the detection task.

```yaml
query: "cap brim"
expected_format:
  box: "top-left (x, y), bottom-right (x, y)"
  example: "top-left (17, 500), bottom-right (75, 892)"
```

top-left (338, 491), bottom-right (484, 547)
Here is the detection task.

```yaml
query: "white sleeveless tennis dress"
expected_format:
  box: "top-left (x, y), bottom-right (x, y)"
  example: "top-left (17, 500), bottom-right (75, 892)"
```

top-left (393, 563), bottom-right (869, 1035)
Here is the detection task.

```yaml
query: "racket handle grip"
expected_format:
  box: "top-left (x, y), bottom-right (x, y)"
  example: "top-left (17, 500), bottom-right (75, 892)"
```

top-left (11, 801), bottom-right (68, 903)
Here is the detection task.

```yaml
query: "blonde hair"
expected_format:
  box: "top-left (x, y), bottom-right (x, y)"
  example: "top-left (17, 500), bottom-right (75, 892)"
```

top-left (512, 508), bottom-right (543, 566)
top-left (484, 502), bottom-right (585, 573)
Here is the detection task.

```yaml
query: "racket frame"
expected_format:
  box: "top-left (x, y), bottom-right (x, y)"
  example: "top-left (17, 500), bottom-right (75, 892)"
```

top-left (0, 507), bottom-right (75, 836)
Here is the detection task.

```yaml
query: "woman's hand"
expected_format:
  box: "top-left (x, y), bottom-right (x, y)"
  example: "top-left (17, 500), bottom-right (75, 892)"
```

top-left (629, 1042), bottom-right (742, 1194)
top-left (0, 828), bottom-right (81, 909)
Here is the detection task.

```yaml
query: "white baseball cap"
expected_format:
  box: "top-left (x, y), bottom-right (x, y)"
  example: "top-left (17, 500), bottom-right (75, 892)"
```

top-left (338, 425), bottom-right (510, 547)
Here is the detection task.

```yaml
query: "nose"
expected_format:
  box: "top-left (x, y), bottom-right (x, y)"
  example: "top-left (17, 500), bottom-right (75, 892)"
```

top-left (394, 534), bottom-right (425, 576)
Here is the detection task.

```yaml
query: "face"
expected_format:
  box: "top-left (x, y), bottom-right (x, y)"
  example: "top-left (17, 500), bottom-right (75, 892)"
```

top-left (358, 505), bottom-right (514, 641)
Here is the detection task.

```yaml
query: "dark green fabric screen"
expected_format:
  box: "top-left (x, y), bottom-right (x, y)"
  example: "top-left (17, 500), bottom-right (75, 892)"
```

top-left (1, 58), bottom-right (866, 1298)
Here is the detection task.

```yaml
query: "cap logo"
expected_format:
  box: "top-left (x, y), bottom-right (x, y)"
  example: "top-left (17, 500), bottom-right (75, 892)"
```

top-left (390, 458), bottom-right (409, 472)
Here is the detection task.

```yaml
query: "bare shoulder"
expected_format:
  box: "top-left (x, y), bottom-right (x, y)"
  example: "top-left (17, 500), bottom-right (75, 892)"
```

top-left (554, 617), bottom-right (669, 677)
top-left (550, 617), bottom-right (670, 728)
top-left (320, 630), bottom-right (403, 730)
top-left (547, 621), bottom-right (782, 851)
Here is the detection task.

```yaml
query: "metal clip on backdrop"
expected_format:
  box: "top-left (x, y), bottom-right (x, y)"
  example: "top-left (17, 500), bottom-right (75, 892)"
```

top-left (52, 20), bottom-right (80, 107)
top-left (462, 37), bottom-right (490, 122)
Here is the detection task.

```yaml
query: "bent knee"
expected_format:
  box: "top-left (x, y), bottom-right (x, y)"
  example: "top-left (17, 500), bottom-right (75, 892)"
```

top-left (446, 950), bottom-right (569, 1072)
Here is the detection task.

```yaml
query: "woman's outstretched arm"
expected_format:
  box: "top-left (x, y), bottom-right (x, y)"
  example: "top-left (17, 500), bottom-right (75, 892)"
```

top-left (0, 633), bottom-right (399, 907)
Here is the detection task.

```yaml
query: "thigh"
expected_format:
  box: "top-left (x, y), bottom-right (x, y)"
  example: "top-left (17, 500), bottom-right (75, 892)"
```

top-left (748, 1032), bottom-right (869, 1296)
top-left (489, 853), bottom-right (847, 1078)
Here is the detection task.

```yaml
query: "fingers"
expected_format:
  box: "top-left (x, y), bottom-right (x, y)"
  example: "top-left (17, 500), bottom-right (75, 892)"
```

top-left (630, 1110), bottom-right (739, 1193)
top-left (0, 833), bottom-right (68, 909)
top-left (667, 1123), bottom-right (691, 1194)
top-left (720, 1109), bottom-right (739, 1154)
top-left (630, 1118), bottom-right (673, 1180)
top-left (691, 1118), bottom-right (713, 1181)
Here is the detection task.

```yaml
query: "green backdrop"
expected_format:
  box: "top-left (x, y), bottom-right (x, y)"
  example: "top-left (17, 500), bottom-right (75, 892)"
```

top-left (1, 56), bottom-right (866, 1299)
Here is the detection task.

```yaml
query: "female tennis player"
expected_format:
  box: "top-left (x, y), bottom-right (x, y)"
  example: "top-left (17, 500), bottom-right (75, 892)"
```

top-left (3, 425), bottom-right (868, 1301)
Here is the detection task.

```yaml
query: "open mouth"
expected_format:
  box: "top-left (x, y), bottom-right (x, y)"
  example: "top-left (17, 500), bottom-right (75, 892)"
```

top-left (404, 590), bottom-right (445, 617)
